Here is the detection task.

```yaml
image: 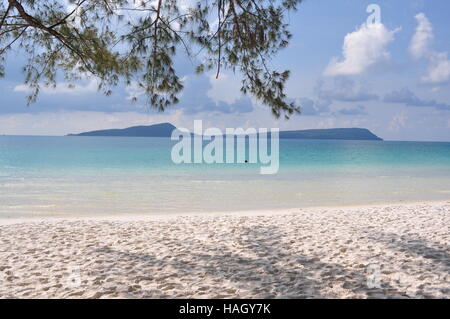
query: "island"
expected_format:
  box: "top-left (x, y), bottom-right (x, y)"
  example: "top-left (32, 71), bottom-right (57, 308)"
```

top-left (278, 128), bottom-right (382, 140)
top-left (68, 123), bottom-right (383, 141)
top-left (68, 123), bottom-right (177, 137)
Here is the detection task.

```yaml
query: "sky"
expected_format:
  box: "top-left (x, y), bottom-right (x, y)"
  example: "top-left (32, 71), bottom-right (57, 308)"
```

top-left (1, 0), bottom-right (450, 141)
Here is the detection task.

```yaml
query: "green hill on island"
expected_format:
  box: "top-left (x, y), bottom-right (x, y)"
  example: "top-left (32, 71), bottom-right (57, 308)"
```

top-left (278, 128), bottom-right (382, 140)
top-left (68, 123), bottom-right (177, 137)
top-left (68, 123), bottom-right (383, 141)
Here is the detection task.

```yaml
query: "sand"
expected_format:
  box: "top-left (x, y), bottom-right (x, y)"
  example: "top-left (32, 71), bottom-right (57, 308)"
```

top-left (0, 201), bottom-right (449, 299)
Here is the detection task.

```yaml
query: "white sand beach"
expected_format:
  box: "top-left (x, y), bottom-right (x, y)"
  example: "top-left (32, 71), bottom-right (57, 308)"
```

top-left (0, 201), bottom-right (449, 299)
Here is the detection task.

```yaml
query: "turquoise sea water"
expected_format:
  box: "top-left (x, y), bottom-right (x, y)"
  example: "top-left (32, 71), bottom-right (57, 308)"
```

top-left (1, 136), bottom-right (450, 217)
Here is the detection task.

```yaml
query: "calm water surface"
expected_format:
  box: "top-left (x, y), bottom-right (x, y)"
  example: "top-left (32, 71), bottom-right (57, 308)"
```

top-left (1, 136), bottom-right (449, 217)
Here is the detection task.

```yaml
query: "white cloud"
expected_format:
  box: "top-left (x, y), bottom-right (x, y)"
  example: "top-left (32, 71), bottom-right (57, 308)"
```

top-left (13, 79), bottom-right (98, 95)
top-left (410, 13), bottom-right (450, 84)
top-left (125, 81), bottom-right (146, 101)
top-left (423, 52), bottom-right (450, 84)
top-left (324, 22), bottom-right (399, 76)
top-left (207, 73), bottom-right (242, 104)
top-left (316, 78), bottom-right (379, 102)
top-left (409, 13), bottom-right (433, 59)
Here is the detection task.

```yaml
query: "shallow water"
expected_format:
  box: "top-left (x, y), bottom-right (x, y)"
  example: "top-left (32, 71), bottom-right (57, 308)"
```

top-left (1, 136), bottom-right (449, 217)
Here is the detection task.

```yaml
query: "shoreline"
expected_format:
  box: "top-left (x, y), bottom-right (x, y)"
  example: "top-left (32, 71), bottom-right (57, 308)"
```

top-left (1, 199), bottom-right (449, 226)
top-left (0, 201), bottom-right (449, 299)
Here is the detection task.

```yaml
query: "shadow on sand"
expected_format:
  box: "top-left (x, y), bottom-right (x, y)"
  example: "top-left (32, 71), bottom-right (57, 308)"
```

top-left (90, 224), bottom-right (409, 298)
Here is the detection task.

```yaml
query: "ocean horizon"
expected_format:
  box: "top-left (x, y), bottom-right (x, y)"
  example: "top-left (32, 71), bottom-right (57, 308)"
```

top-left (1, 135), bottom-right (449, 218)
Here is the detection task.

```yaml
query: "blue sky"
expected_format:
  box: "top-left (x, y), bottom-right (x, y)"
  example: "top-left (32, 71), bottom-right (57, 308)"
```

top-left (1, 0), bottom-right (450, 141)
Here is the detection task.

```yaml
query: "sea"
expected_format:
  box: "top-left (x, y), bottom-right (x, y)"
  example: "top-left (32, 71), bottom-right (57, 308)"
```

top-left (1, 136), bottom-right (450, 217)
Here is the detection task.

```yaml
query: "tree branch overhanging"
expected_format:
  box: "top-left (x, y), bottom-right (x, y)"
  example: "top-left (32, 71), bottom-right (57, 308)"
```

top-left (0, 0), bottom-right (302, 118)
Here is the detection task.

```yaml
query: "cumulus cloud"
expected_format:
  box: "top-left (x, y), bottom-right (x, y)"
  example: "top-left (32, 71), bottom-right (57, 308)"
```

top-left (383, 88), bottom-right (450, 110)
top-left (316, 78), bottom-right (378, 102)
top-left (295, 79), bottom-right (376, 117)
top-left (7, 80), bottom-right (142, 114)
top-left (423, 52), bottom-right (450, 84)
top-left (324, 22), bottom-right (399, 76)
top-left (298, 97), bottom-right (331, 116)
top-left (125, 81), bottom-right (146, 101)
top-left (10, 74), bottom-right (253, 115)
top-left (336, 105), bottom-right (368, 116)
top-left (207, 73), bottom-right (242, 105)
top-left (175, 74), bottom-right (254, 114)
top-left (14, 79), bottom-right (98, 95)
top-left (410, 13), bottom-right (450, 84)
top-left (409, 13), bottom-right (433, 59)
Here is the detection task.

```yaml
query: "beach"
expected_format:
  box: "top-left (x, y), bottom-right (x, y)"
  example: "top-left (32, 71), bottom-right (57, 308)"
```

top-left (0, 201), bottom-right (449, 299)
top-left (2, 0), bottom-right (450, 303)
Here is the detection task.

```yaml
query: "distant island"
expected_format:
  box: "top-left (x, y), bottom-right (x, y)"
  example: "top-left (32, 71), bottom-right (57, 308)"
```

top-left (68, 123), bottom-right (177, 137)
top-left (68, 123), bottom-right (383, 141)
top-left (278, 128), bottom-right (382, 140)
